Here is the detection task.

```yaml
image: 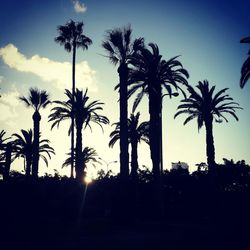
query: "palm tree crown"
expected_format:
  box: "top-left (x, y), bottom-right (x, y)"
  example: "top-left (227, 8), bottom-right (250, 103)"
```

top-left (102, 25), bottom-right (143, 66)
top-left (62, 147), bottom-right (101, 171)
top-left (175, 80), bottom-right (242, 129)
top-left (49, 89), bottom-right (109, 133)
top-left (19, 88), bottom-right (50, 111)
top-left (55, 20), bottom-right (92, 53)
top-left (128, 43), bottom-right (189, 111)
top-left (109, 112), bottom-right (149, 148)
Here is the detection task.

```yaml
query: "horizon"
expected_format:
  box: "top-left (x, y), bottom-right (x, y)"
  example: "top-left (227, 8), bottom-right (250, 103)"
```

top-left (0, 0), bottom-right (250, 177)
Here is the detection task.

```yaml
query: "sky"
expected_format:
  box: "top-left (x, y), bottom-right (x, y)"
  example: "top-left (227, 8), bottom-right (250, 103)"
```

top-left (0, 0), bottom-right (249, 177)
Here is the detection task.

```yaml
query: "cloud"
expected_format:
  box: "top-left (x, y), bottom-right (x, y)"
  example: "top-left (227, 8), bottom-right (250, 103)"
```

top-left (0, 86), bottom-right (20, 123)
top-left (0, 44), bottom-right (97, 91)
top-left (73, 0), bottom-right (87, 13)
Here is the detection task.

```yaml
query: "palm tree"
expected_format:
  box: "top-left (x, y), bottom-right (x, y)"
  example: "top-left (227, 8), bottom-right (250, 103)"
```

top-left (49, 88), bottom-right (109, 181)
top-left (12, 129), bottom-right (55, 177)
top-left (62, 147), bottom-right (101, 175)
top-left (55, 20), bottom-right (92, 178)
top-left (128, 43), bottom-right (189, 179)
top-left (13, 129), bottom-right (33, 176)
top-left (19, 88), bottom-right (51, 178)
top-left (240, 37), bottom-right (250, 88)
top-left (102, 25), bottom-right (143, 180)
top-left (0, 130), bottom-right (10, 153)
top-left (109, 112), bottom-right (149, 180)
top-left (0, 130), bottom-right (12, 180)
top-left (175, 80), bottom-right (242, 172)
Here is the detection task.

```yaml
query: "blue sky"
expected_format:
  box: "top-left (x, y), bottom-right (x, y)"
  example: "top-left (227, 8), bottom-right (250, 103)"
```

top-left (0, 0), bottom-right (249, 176)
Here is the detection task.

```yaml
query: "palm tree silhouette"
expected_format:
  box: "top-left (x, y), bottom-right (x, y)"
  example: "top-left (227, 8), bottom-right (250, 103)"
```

top-left (49, 89), bottom-right (109, 180)
top-left (129, 43), bottom-right (189, 179)
top-left (175, 80), bottom-right (242, 171)
top-left (109, 112), bottom-right (149, 180)
top-left (102, 25), bottom-right (143, 180)
top-left (13, 129), bottom-right (33, 176)
top-left (0, 130), bottom-right (10, 151)
top-left (0, 130), bottom-right (6, 163)
top-left (12, 129), bottom-right (55, 177)
top-left (240, 37), bottom-right (250, 88)
top-left (0, 130), bottom-right (12, 180)
top-left (55, 20), bottom-right (92, 178)
top-left (19, 88), bottom-right (51, 178)
top-left (62, 147), bottom-right (101, 175)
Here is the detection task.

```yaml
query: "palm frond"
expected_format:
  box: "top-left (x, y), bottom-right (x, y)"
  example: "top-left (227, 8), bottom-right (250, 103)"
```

top-left (240, 37), bottom-right (250, 43)
top-left (132, 90), bottom-right (145, 113)
top-left (19, 96), bottom-right (31, 107)
top-left (240, 56), bottom-right (250, 88)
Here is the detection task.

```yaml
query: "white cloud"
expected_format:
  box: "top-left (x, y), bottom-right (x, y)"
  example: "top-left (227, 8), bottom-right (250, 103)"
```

top-left (73, 0), bottom-right (87, 13)
top-left (0, 44), bottom-right (97, 91)
top-left (0, 86), bottom-right (20, 122)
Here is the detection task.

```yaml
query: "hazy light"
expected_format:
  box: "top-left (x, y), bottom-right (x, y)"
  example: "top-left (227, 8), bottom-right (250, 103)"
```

top-left (84, 175), bottom-right (92, 184)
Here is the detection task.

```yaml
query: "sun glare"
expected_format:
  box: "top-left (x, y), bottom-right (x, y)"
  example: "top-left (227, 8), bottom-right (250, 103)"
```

top-left (84, 175), bottom-right (92, 184)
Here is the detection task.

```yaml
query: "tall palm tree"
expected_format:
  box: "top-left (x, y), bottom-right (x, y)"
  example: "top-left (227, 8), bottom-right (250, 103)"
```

top-left (19, 88), bottom-right (51, 178)
top-left (174, 80), bottom-right (241, 171)
top-left (102, 25), bottom-right (143, 180)
top-left (62, 147), bottom-right (101, 175)
top-left (109, 112), bottom-right (149, 180)
top-left (49, 89), bottom-right (109, 181)
top-left (12, 129), bottom-right (55, 176)
top-left (128, 43), bottom-right (189, 179)
top-left (240, 37), bottom-right (250, 88)
top-left (55, 20), bottom-right (92, 178)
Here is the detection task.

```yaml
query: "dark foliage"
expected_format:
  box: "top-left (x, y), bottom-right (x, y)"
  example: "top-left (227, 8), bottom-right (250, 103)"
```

top-left (1, 160), bottom-right (250, 249)
top-left (240, 37), bottom-right (250, 88)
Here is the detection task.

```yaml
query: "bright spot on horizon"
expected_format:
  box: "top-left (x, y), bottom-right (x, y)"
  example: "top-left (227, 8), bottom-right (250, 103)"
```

top-left (84, 175), bottom-right (92, 184)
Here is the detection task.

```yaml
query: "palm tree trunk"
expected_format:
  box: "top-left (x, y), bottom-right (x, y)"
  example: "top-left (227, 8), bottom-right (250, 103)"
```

top-left (75, 121), bottom-right (83, 181)
top-left (149, 88), bottom-right (161, 178)
top-left (131, 140), bottom-right (138, 181)
top-left (205, 117), bottom-right (216, 172)
top-left (71, 42), bottom-right (76, 178)
top-left (115, 63), bottom-right (130, 222)
top-left (205, 117), bottom-right (217, 211)
top-left (149, 82), bottom-right (164, 218)
top-left (26, 155), bottom-right (32, 177)
top-left (25, 152), bottom-right (32, 177)
top-left (118, 63), bottom-right (129, 181)
top-left (159, 101), bottom-right (163, 175)
top-left (32, 110), bottom-right (41, 178)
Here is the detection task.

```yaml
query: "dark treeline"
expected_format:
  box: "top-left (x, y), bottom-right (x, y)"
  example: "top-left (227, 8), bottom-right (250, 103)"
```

top-left (1, 160), bottom-right (250, 249)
